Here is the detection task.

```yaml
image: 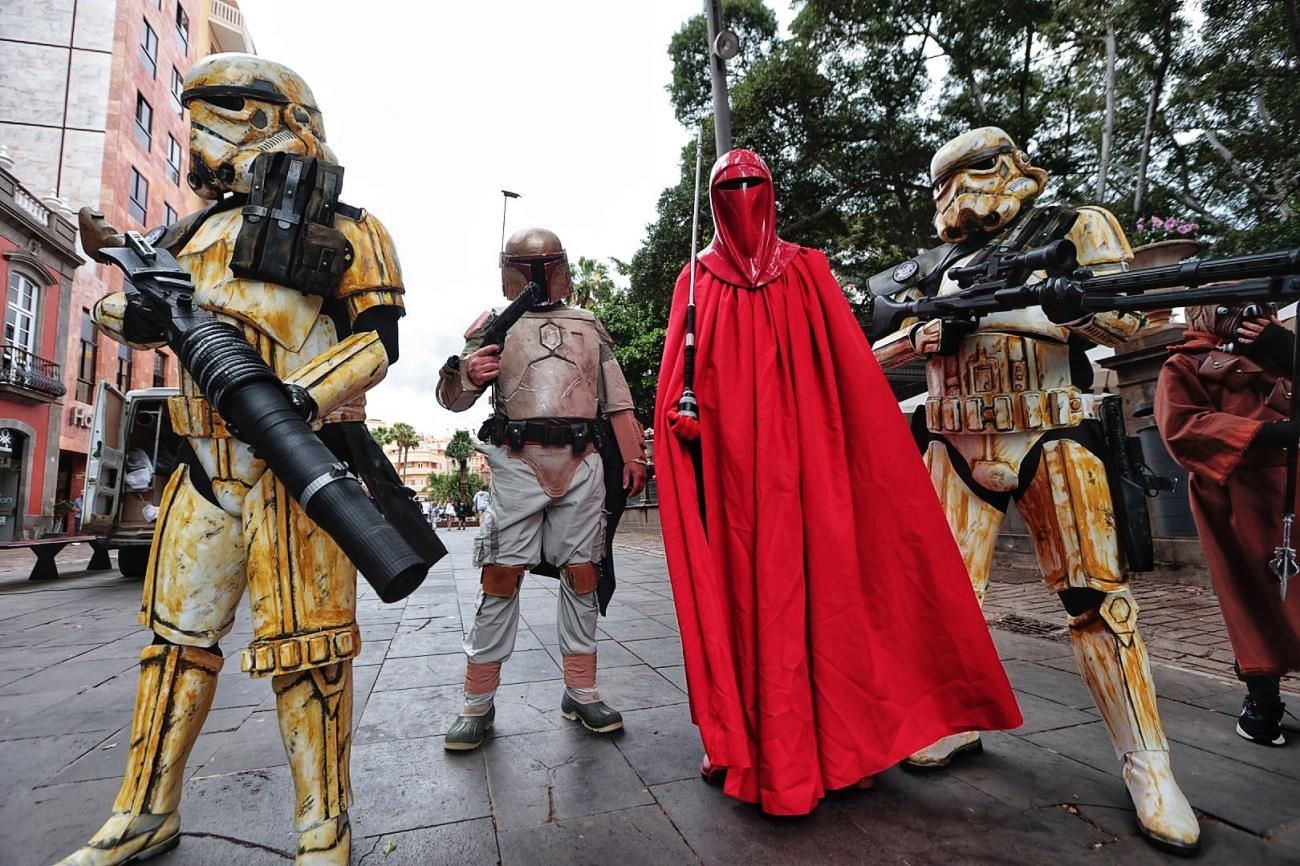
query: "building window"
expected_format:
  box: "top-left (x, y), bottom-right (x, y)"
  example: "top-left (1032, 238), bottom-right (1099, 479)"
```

top-left (140, 20), bottom-right (158, 79)
top-left (166, 134), bottom-right (182, 184)
top-left (170, 67), bottom-right (184, 115)
top-left (134, 92), bottom-right (153, 151)
top-left (77, 309), bottom-right (97, 403)
top-left (175, 4), bottom-right (189, 54)
top-left (4, 272), bottom-right (39, 355)
top-left (164, 203), bottom-right (178, 226)
top-left (153, 351), bottom-right (167, 387)
top-left (116, 344), bottom-right (133, 391)
top-left (128, 168), bottom-right (148, 225)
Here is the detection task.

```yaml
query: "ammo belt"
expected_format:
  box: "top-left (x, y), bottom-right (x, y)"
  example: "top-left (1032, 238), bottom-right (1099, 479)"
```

top-left (926, 388), bottom-right (1099, 435)
top-left (479, 416), bottom-right (601, 451)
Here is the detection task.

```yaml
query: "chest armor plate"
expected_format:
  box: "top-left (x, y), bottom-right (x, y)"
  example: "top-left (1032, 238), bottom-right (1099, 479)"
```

top-left (173, 209), bottom-right (344, 511)
top-left (494, 310), bottom-right (601, 420)
top-left (925, 250), bottom-right (1085, 435)
top-left (176, 210), bottom-right (340, 394)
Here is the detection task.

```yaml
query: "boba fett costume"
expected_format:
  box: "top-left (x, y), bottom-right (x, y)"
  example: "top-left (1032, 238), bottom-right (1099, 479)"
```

top-left (436, 227), bottom-right (647, 749)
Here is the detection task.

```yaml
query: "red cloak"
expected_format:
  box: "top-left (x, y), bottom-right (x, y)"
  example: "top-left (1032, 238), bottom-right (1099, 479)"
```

top-left (654, 150), bottom-right (1021, 816)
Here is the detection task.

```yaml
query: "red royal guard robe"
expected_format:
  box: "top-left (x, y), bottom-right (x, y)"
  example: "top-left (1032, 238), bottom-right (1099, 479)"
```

top-left (654, 149), bottom-right (1021, 817)
top-left (1155, 331), bottom-right (1300, 676)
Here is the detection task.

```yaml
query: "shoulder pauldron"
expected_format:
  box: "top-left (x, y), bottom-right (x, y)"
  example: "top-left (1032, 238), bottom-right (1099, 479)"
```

top-left (867, 242), bottom-right (962, 299)
top-left (230, 152), bottom-right (363, 296)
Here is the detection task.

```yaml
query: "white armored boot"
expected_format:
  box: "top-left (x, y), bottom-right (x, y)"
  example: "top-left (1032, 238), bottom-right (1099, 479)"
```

top-left (55, 644), bottom-right (222, 866)
top-left (273, 661), bottom-right (353, 866)
top-left (903, 730), bottom-right (983, 769)
top-left (1070, 592), bottom-right (1200, 854)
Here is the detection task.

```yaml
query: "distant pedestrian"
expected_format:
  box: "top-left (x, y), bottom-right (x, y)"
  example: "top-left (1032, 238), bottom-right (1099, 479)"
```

top-left (473, 488), bottom-right (490, 525)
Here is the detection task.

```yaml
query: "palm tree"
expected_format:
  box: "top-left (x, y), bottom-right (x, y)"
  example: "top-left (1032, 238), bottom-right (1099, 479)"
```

top-left (570, 256), bottom-right (617, 310)
top-left (445, 429), bottom-right (475, 504)
top-left (390, 422), bottom-right (420, 483)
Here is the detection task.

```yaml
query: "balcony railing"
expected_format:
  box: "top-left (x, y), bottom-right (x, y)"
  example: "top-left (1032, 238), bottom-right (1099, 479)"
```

top-left (209, 0), bottom-right (254, 53)
top-left (0, 342), bottom-right (66, 401)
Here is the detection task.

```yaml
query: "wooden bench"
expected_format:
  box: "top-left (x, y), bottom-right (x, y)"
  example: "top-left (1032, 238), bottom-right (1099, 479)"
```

top-left (0, 535), bottom-right (113, 581)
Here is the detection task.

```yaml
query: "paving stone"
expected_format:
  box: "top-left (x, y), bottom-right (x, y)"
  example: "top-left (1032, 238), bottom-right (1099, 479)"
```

top-left (354, 683), bottom-right (463, 744)
top-left (1, 776), bottom-right (126, 865)
top-left (622, 635), bottom-right (685, 668)
top-left (195, 710), bottom-right (287, 775)
top-left (596, 617), bottom-right (678, 642)
top-left (497, 804), bottom-right (697, 866)
top-left (481, 727), bottom-right (653, 830)
top-left (1028, 720), bottom-right (1300, 837)
top-left (499, 648), bottom-right (563, 685)
top-left (355, 817), bottom-right (498, 866)
top-left (1000, 659), bottom-right (1096, 711)
top-left (153, 833), bottom-right (292, 865)
top-left (351, 736), bottom-right (492, 836)
top-left (373, 652), bottom-right (467, 692)
top-left (0, 655), bottom-right (138, 696)
top-left (614, 703), bottom-right (704, 786)
top-left (387, 629), bottom-right (467, 658)
top-left (595, 663), bottom-right (688, 710)
top-left (1007, 690), bottom-right (1098, 736)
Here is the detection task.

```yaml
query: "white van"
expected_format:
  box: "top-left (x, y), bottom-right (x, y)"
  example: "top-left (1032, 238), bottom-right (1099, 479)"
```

top-left (82, 382), bottom-right (181, 577)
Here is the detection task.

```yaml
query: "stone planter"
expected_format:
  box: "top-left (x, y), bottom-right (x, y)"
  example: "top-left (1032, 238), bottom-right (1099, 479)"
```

top-left (1131, 239), bottom-right (1201, 330)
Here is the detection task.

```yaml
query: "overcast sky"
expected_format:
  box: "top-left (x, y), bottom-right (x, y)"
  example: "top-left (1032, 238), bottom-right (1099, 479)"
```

top-left (237, 1), bottom-right (794, 435)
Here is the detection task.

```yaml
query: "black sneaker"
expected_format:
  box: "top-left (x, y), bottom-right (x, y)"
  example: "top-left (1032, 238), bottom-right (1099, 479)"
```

top-left (444, 705), bottom-right (495, 751)
top-left (1236, 693), bottom-right (1286, 746)
top-left (560, 694), bottom-right (624, 733)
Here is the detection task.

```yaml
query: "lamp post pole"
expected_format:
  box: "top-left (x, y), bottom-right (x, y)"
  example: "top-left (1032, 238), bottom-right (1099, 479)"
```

top-left (704, 0), bottom-right (733, 155)
top-left (500, 189), bottom-right (521, 250)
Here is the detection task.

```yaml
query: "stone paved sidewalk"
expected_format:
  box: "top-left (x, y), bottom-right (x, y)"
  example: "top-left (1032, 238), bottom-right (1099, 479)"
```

top-left (0, 531), bottom-right (1298, 865)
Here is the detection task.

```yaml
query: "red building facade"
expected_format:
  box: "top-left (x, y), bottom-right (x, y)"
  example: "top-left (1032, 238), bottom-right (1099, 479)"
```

top-left (0, 163), bottom-right (81, 540)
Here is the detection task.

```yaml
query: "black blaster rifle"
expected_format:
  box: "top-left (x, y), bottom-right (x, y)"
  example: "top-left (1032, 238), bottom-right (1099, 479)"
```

top-left (100, 231), bottom-right (430, 603)
top-left (1098, 395), bottom-right (1177, 572)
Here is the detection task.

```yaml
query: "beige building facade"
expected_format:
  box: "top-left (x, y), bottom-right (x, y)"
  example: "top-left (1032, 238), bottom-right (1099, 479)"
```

top-left (0, 0), bottom-right (252, 506)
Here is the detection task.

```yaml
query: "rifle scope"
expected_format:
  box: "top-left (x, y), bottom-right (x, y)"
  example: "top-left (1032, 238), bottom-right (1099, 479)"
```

top-left (950, 239), bottom-right (1078, 287)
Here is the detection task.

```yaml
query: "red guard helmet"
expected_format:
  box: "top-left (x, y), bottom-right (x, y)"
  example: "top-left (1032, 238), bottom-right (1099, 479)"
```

top-left (699, 149), bottom-right (797, 288)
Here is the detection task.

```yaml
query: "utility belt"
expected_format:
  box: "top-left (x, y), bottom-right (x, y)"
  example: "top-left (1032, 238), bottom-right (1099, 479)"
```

top-left (478, 415), bottom-right (603, 453)
top-left (925, 388), bottom-right (1098, 435)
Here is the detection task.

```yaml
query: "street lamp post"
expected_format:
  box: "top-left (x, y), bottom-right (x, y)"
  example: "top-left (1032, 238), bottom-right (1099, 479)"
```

top-left (704, 0), bottom-right (734, 155)
top-left (500, 189), bottom-right (521, 250)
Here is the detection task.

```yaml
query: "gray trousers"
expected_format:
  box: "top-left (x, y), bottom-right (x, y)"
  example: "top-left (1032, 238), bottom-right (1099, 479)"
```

top-left (465, 445), bottom-right (605, 666)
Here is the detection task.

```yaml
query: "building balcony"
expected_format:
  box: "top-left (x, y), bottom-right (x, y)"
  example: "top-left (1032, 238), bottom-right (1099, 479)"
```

top-left (208, 0), bottom-right (255, 54)
top-left (0, 343), bottom-right (66, 404)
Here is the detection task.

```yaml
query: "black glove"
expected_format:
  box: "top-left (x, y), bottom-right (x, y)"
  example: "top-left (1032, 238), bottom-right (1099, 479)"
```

top-left (1254, 420), bottom-right (1300, 448)
top-left (121, 294), bottom-right (169, 345)
top-left (283, 383), bottom-right (318, 422)
top-left (1240, 322), bottom-right (1296, 370)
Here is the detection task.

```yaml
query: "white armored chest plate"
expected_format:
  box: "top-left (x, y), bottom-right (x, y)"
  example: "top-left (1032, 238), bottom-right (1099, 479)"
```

top-left (494, 309), bottom-right (601, 420)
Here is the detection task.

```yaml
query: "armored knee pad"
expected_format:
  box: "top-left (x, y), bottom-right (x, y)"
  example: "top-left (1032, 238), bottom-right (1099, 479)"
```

top-left (481, 564), bottom-right (526, 598)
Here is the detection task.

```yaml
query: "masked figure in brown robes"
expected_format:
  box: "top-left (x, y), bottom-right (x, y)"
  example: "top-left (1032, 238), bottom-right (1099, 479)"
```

top-left (1155, 302), bottom-right (1300, 746)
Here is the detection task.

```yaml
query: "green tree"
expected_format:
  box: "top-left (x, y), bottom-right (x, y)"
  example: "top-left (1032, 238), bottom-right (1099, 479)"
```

top-left (444, 429), bottom-right (475, 502)
top-left (425, 471), bottom-right (487, 505)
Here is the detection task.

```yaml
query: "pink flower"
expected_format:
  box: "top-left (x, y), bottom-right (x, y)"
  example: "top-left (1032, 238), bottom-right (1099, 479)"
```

top-left (1136, 217), bottom-right (1147, 231)
top-left (1177, 222), bottom-right (1194, 234)
top-left (1151, 216), bottom-right (1166, 230)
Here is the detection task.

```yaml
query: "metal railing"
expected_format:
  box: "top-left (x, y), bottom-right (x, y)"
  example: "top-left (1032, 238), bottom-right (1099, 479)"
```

top-left (0, 342), bottom-right (66, 398)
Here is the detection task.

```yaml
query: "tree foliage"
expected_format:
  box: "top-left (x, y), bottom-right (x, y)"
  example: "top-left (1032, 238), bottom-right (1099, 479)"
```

top-left (388, 421), bottom-right (420, 476)
top-left (425, 471), bottom-right (487, 505)
top-left (607, 0), bottom-right (1299, 420)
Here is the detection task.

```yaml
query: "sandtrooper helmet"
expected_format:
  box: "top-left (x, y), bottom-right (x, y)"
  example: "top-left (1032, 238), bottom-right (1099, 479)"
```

top-left (500, 227), bottom-right (571, 303)
top-left (181, 53), bottom-right (335, 199)
top-left (930, 127), bottom-right (1048, 243)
